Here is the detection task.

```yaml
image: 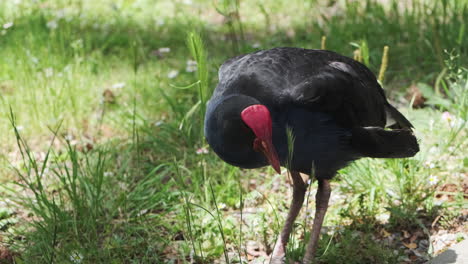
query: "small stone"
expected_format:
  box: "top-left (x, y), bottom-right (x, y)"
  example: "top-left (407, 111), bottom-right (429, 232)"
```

top-left (419, 239), bottom-right (429, 248)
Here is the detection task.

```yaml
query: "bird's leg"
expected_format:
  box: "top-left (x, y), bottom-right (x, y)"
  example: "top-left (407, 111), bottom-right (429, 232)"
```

top-left (271, 171), bottom-right (307, 262)
top-left (303, 179), bottom-right (331, 263)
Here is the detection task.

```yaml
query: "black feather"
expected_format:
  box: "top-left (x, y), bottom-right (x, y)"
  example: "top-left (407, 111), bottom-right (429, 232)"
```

top-left (205, 47), bottom-right (419, 177)
top-left (350, 127), bottom-right (419, 158)
top-left (385, 104), bottom-right (414, 129)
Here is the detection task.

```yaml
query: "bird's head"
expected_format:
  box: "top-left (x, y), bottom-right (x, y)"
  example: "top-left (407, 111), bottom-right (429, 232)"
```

top-left (241, 104), bottom-right (281, 174)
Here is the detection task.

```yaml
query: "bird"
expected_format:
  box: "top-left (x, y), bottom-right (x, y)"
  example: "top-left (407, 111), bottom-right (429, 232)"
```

top-left (204, 47), bottom-right (419, 263)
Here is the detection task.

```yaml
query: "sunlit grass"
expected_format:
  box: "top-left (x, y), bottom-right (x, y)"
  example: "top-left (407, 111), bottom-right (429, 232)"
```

top-left (0, 0), bottom-right (466, 263)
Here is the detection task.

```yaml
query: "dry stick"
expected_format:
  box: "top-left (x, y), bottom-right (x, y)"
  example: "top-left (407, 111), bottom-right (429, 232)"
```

top-left (321, 36), bottom-right (327, 50)
top-left (378, 46), bottom-right (389, 83)
top-left (354, 49), bottom-right (362, 63)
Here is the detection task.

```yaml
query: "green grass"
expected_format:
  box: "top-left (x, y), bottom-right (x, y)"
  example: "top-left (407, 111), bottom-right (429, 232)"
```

top-left (0, 0), bottom-right (467, 263)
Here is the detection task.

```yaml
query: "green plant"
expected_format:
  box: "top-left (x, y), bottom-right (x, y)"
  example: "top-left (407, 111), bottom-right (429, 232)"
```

top-left (213, 0), bottom-right (245, 53)
top-left (0, 1), bottom-right (467, 263)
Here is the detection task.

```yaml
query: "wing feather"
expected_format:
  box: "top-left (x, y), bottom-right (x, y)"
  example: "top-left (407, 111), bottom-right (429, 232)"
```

top-left (216, 47), bottom-right (413, 129)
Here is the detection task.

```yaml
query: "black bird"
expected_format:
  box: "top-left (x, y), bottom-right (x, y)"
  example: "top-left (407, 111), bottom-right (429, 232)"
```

top-left (204, 47), bottom-right (419, 263)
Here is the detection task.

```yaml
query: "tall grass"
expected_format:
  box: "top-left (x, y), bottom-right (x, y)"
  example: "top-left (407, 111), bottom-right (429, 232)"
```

top-left (186, 32), bottom-right (210, 143)
top-left (0, 0), bottom-right (466, 263)
top-left (6, 111), bottom-right (185, 262)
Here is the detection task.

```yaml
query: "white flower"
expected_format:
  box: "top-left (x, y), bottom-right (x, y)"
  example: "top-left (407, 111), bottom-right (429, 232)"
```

top-left (429, 146), bottom-right (439, 154)
top-left (252, 42), bottom-right (261, 49)
top-left (64, 134), bottom-right (74, 141)
top-left (440, 111), bottom-right (464, 128)
top-left (69, 251), bottom-right (83, 263)
top-left (158, 47), bottom-right (170, 53)
top-left (104, 171), bottom-right (114, 177)
top-left (449, 118), bottom-right (464, 129)
top-left (31, 56), bottom-right (39, 64)
top-left (376, 212), bottom-right (390, 223)
top-left (44, 68), bottom-right (54, 77)
top-left (196, 147), bottom-right (209, 155)
top-left (111, 82), bottom-right (125, 89)
top-left (250, 217), bottom-right (260, 228)
top-left (47, 20), bottom-right (58, 29)
top-left (137, 209), bottom-right (149, 216)
top-left (167, 70), bottom-right (178, 79)
top-left (3, 22), bottom-right (13, 29)
top-left (424, 161), bottom-right (435, 169)
top-left (16, 125), bottom-right (24, 131)
top-left (71, 39), bottom-right (83, 50)
top-left (386, 189), bottom-right (397, 198)
top-left (156, 19), bottom-right (165, 26)
top-left (441, 111), bottom-right (452, 122)
top-left (154, 121), bottom-right (163, 126)
top-left (428, 175), bottom-right (438, 186)
top-left (56, 9), bottom-right (66, 19)
top-left (429, 119), bottom-right (434, 131)
top-left (186, 60), bottom-right (197, 72)
top-left (63, 65), bottom-right (72, 72)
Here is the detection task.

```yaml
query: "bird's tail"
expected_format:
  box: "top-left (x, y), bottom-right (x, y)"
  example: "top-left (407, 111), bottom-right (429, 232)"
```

top-left (385, 104), bottom-right (414, 129)
top-left (351, 127), bottom-right (419, 158)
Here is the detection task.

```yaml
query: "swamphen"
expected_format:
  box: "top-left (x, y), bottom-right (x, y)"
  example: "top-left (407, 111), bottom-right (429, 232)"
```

top-left (204, 47), bottom-right (419, 263)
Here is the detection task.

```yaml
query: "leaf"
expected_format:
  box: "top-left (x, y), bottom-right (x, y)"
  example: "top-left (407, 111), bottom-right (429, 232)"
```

top-left (381, 229), bottom-right (391, 238)
top-left (403, 242), bottom-right (418, 249)
top-left (169, 80), bottom-right (201, 90)
top-left (415, 82), bottom-right (453, 109)
top-left (406, 84), bottom-right (426, 108)
top-left (179, 100), bottom-right (201, 130)
top-left (102, 89), bottom-right (116, 104)
top-left (425, 97), bottom-right (452, 108)
top-left (416, 82), bottom-right (435, 99)
top-left (403, 230), bottom-right (410, 238)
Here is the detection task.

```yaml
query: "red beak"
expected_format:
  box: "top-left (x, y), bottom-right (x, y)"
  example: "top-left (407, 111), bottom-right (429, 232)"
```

top-left (254, 138), bottom-right (281, 174)
top-left (241, 105), bottom-right (281, 174)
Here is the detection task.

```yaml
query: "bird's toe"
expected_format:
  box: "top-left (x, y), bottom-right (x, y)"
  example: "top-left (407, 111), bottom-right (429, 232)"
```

top-left (269, 255), bottom-right (286, 264)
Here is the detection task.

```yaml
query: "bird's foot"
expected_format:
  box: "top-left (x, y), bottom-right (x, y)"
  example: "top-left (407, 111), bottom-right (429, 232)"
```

top-left (269, 255), bottom-right (286, 264)
top-left (269, 255), bottom-right (305, 264)
top-left (270, 239), bottom-right (286, 264)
